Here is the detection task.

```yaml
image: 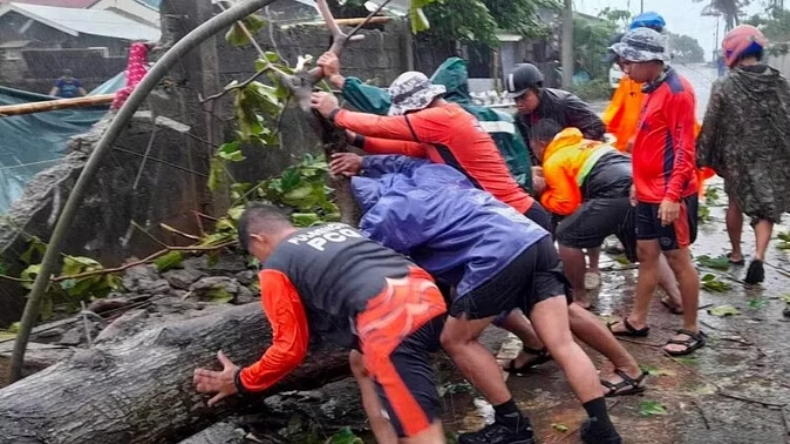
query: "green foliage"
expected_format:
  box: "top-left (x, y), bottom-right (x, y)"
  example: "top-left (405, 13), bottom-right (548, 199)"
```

top-left (708, 304), bottom-right (740, 317)
top-left (669, 33), bottom-right (706, 63)
top-left (325, 427), bottom-right (363, 444)
top-left (551, 423), bottom-right (569, 433)
top-left (698, 204), bottom-right (711, 223)
top-left (777, 231), bottom-right (790, 249)
top-left (597, 7), bottom-right (632, 31)
top-left (154, 251), bottom-right (185, 273)
top-left (639, 365), bottom-right (677, 377)
top-left (573, 17), bottom-right (617, 79)
top-left (744, 6), bottom-right (790, 56)
top-left (225, 14), bottom-right (267, 47)
top-left (782, 294), bottom-right (790, 304)
top-left (701, 273), bottom-right (731, 292)
top-left (639, 400), bottom-right (668, 417)
top-left (696, 254), bottom-right (730, 270)
top-left (747, 298), bottom-right (767, 309)
top-left (421, 0), bottom-right (556, 46)
top-left (704, 186), bottom-right (720, 205)
top-left (438, 381), bottom-right (473, 396)
top-left (570, 78), bottom-right (612, 102)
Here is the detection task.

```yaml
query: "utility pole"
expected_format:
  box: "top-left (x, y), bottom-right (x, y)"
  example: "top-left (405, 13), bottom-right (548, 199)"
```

top-left (561, 0), bottom-right (573, 89)
top-left (640, 0), bottom-right (644, 13)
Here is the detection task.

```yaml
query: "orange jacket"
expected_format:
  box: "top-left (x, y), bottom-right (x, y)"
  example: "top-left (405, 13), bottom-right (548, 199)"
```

top-left (540, 128), bottom-right (618, 216)
top-left (603, 75), bottom-right (644, 152)
top-left (603, 74), bottom-right (714, 195)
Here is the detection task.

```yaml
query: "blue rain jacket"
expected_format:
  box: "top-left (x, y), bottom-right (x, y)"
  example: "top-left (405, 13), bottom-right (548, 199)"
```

top-left (352, 154), bottom-right (548, 299)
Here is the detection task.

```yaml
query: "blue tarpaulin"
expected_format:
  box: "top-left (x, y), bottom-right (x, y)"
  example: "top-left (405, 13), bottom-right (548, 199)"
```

top-left (0, 85), bottom-right (113, 213)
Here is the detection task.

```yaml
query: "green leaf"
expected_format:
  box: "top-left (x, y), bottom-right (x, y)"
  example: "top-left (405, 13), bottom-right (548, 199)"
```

top-left (155, 251), bottom-right (185, 273)
top-left (0, 261), bottom-right (8, 276)
top-left (697, 205), bottom-right (711, 222)
top-left (696, 255), bottom-right (730, 270)
top-left (20, 237), bottom-right (46, 265)
top-left (225, 23), bottom-right (250, 47)
top-left (206, 287), bottom-right (234, 303)
top-left (242, 14), bottom-right (266, 34)
top-left (701, 274), bottom-right (731, 292)
top-left (62, 256), bottom-right (101, 276)
top-left (551, 423), bottom-right (569, 433)
top-left (692, 384), bottom-right (717, 395)
top-left (208, 157), bottom-right (225, 192)
top-left (410, 7), bottom-right (431, 33)
top-left (708, 304), bottom-right (740, 317)
top-left (639, 400), bottom-right (668, 417)
top-left (20, 264), bottom-right (41, 289)
top-left (325, 427), bottom-right (363, 444)
top-left (703, 186), bottom-right (720, 204)
top-left (747, 298), bottom-right (767, 309)
top-left (291, 213), bottom-right (322, 228)
top-left (217, 141), bottom-right (246, 162)
top-left (782, 294), bottom-right (790, 304)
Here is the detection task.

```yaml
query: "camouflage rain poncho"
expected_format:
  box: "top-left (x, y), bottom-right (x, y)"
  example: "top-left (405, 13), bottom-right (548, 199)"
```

top-left (697, 65), bottom-right (790, 223)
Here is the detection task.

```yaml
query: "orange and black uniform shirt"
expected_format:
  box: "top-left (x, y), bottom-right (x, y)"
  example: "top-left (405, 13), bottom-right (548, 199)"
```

top-left (603, 75), bottom-right (645, 152)
top-left (334, 103), bottom-right (535, 214)
top-left (632, 69), bottom-right (699, 204)
top-left (237, 222), bottom-right (415, 393)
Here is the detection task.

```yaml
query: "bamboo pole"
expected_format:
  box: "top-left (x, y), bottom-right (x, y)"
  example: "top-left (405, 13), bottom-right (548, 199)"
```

top-left (0, 94), bottom-right (115, 117)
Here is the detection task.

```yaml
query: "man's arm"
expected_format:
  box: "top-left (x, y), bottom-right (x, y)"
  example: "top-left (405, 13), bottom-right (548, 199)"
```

top-left (565, 94), bottom-right (606, 141)
top-left (539, 160), bottom-right (582, 216)
top-left (318, 51), bottom-right (392, 115)
top-left (238, 269), bottom-right (310, 392)
top-left (333, 107), bottom-right (447, 143)
top-left (351, 133), bottom-right (428, 157)
top-left (664, 91), bottom-right (697, 202)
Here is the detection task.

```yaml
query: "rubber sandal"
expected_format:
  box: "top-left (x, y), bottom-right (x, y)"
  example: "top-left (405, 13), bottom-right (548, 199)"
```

top-left (607, 318), bottom-right (650, 337)
top-left (584, 272), bottom-right (602, 290)
top-left (727, 252), bottom-right (745, 266)
top-left (504, 346), bottom-right (553, 375)
top-left (601, 369), bottom-right (648, 397)
top-left (664, 329), bottom-right (707, 356)
top-left (660, 296), bottom-right (684, 315)
top-left (745, 259), bottom-right (765, 284)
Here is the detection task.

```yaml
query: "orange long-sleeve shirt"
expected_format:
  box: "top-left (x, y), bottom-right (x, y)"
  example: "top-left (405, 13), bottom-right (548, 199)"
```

top-left (239, 269), bottom-right (310, 392)
top-left (334, 103), bottom-right (535, 214)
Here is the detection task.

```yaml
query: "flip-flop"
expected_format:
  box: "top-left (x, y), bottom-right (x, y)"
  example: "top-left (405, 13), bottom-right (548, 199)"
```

top-left (727, 252), bottom-right (745, 266)
top-left (607, 318), bottom-right (650, 337)
top-left (664, 329), bottom-right (707, 356)
top-left (601, 369), bottom-right (649, 397)
top-left (660, 296), bottom-right (684, 315)
top-left (503, 346), bottom-right (553, 375)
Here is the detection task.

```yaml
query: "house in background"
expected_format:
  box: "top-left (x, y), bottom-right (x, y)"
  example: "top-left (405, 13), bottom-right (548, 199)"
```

top-left (89, 0), bottom-right (160, 26)
top-left (0, 2), bottom-right (160, 92)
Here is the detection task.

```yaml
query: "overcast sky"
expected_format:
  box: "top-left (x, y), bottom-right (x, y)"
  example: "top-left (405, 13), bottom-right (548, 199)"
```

top-left (574, 0), bottom-right (766, 61)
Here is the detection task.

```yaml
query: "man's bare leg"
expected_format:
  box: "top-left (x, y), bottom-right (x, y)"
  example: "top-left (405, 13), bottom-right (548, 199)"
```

top-left (441, 316), bottom-right (512, 404)
top-left (663, 248), bottom-right (702, 354)
top-left (657, 254), bottom-right (683, 312)
top-left (726, 193), bottom-right (744, 263)
top-left (531, 296), bottom-right (620, 440)
top-left (560, 244), bottom-right (592, 309)
top-left (610, 240), bottom-right (661, 333)
top-left (349, 350), bottom-right (398, 444)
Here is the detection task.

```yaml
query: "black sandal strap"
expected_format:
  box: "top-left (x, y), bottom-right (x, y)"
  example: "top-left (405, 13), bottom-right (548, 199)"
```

top-left (522, 346), bottom-right (548, 356)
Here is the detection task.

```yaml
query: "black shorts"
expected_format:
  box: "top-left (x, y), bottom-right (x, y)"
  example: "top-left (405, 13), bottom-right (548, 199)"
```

top-left (524, 202), bottom-right (553, 233)
top-left (556, 197), bottom-right (638, 262)
top-left (372, 315), bottom-right (445, 438)
top-left (635, 195), bottom-right (698, 250)
top-left (449, 236), bottom-right (572, 319)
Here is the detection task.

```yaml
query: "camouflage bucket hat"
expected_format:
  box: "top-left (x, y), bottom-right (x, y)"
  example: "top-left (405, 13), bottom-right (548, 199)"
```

top-left (387, 71), bottom-right (446, 116)
top-left (610, 27), bottom-right (670, 63)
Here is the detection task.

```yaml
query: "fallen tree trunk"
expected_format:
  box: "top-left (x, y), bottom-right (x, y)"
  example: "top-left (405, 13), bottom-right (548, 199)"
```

top-left (0, 303), bottom-right (350, 444)
top-left (0, 94), bottom-right (115, 117)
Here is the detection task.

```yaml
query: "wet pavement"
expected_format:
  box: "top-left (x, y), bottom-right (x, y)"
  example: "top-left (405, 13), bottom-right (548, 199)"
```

top-left (447, 64), bottom-right (790, 444)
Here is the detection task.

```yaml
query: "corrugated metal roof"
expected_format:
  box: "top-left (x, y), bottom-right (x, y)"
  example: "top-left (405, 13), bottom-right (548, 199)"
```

top-left (0, 0), bottom-right (97, 8)
top-left (0, 3), bottom-right (160, 41)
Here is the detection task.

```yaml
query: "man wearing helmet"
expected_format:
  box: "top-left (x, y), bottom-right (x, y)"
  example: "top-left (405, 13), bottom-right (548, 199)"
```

top-left (505, 63), bottom-right (607, 162)
top-left (607, 27), bottom-right (707, 357)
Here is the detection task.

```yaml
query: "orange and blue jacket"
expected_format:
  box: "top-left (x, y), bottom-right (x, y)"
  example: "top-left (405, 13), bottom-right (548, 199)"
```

top-left (603, 73), bottom-right (714, 196)
top-left (540, 128), bottom-right (630, 216)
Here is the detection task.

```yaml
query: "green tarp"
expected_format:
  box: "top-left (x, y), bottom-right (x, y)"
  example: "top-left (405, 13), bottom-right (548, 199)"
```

top-left (0, 77), bottom-right (121, 213)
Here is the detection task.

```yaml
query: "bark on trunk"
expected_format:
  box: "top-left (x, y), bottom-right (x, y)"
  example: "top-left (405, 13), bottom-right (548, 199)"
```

top-left (0, 303), bottom-right (350, 444)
